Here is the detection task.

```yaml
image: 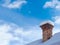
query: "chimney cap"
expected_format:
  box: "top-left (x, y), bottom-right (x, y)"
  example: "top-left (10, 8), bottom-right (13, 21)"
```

top-left (40, 20), bottom-right (54, 26)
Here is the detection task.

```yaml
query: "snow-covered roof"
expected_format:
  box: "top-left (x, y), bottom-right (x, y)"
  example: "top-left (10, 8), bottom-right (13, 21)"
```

top-left (40, 20), bottom-right (54, 26)
top-left (27, 32), bottom-right (60, 45)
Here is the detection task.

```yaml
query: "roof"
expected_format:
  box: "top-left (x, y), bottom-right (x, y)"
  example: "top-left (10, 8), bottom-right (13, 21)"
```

top-left (27, 32), bottom-right (60, 45)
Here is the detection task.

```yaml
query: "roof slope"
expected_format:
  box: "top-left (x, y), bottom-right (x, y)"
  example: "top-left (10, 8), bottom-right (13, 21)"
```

top-left (26, 32), bottom-right (60, 45)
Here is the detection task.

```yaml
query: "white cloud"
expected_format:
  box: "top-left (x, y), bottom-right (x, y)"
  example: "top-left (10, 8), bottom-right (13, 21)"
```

top-left (0, 19), bottom-right (37, 45)
top-left (1, 0), bottom-right (27, 9)
top-left (53, 28), bottom-right (60, 34)
top-left (0, 20), bottom-right (41, 45)
top-left (43, 0), bottom-right (60, 10)
top-left (10, 25), bottom-right (42, 44)
top-left (53, 16), bottom-right (60, 24)
top-left (11, 25), bottom-right (42, 44)
top-left (0, 20), bottom-right (24, 45)
top-left (52, 16), bottom-right (60, 35)
top-left (43, 1), bottom-right (54, 8)
top-left (22, 26), bottom-right (42, 44)
top-left (14, 28), bottom-right (23, 36)
top-left (0, 21), bottom-right (13, 45)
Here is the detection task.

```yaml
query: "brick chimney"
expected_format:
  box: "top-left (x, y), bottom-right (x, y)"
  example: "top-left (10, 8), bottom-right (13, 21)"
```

top-left (40, 21), bottom-right (54, 42)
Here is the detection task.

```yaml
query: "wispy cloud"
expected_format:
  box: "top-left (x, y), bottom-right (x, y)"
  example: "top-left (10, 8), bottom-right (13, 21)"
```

top-left (12, 25), bottom-right (42, 44)
top-left (0, 20), bottom-right (41, 45)
top-left (0, 20), bottom-right (13, 45)
top-left (43, 0), bottom-right (60, 10)
top-left (23, 26), bottom-right (42, 44)
top-left (0, 20), bottom-right (24, 45)
top-left (53, 16), bottom-right (60, 24)
top-left (1, 0), bottom-right (27, 9)
top-left (52, 16), bottom-right (60, 35)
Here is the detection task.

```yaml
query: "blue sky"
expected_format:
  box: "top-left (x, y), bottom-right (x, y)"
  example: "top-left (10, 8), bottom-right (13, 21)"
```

top-left (0, 0), bottom-right (60, 45)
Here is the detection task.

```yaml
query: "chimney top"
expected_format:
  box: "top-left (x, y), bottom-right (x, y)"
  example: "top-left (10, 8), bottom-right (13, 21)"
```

top-left (40, 20), bottom-right (54, 26)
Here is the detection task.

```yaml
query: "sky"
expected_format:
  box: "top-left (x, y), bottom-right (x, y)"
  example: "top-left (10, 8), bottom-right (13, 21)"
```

top-left (0, 0), bottom-right (60, 45)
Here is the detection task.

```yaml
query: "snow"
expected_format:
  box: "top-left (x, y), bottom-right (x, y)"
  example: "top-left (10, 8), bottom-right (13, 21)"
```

top-left (26, 32), bottom-right (60, 45)
top-left (40, 20), bottom-right (54, 26)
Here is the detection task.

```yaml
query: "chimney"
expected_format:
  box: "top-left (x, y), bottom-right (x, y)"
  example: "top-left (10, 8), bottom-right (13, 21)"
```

top-left (40, 21), bottom-right (54, 42)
